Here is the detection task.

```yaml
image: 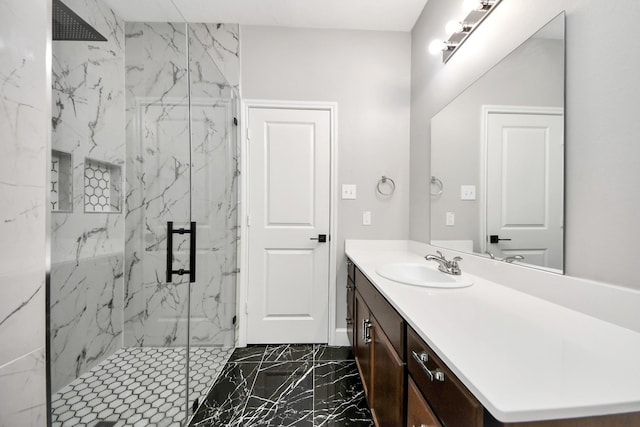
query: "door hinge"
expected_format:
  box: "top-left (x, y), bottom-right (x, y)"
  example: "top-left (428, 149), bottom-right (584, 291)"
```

top-left (246, 215), bottom-right (251, 227)
top-left (245, 302), bottom-right (249, 315)
top-left (233, 117), bottom-right (238, 126)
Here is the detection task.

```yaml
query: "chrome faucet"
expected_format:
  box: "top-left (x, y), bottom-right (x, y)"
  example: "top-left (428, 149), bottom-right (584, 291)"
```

top-left (425, 251), bottom-right (462, 275)
top-left (503, 255), bottom-right (524, 263)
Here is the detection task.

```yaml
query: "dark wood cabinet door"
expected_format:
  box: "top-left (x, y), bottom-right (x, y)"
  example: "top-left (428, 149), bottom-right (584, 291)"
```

top-left (371, 315), bottom-right (404, 427)
top-left (355, 268), bottom-right (404, 357)
top-left (354, 290), bottom-right (372, 398)
top-left (407, 377), bottom-right (442, 427)
top-left (346, 274), bottom-right (355, 347)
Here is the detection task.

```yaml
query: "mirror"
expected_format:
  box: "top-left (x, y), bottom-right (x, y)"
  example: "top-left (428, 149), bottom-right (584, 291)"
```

top-left (430, 12), bottom-right (565, 273)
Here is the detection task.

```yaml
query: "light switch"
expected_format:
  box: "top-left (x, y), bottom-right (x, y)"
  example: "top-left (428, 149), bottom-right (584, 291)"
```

top-left (342, 184), bottom-right (357, 200)
top-left (362, 211), bottom-right (371, 225)
top-left (460, 185), bottom-right (476, 200)
top-left (446, 212), bottom-right (455, 226)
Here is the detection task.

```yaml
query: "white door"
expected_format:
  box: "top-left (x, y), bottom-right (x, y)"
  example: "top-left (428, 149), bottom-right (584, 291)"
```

top-left (247, 107), bottom-right (331, 343)
top-left (486, 110), bottom-right (564, 269)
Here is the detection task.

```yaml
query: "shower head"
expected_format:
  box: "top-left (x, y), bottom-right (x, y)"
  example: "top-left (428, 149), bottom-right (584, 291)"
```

top-left (52, 0), bottom-right (107, 42)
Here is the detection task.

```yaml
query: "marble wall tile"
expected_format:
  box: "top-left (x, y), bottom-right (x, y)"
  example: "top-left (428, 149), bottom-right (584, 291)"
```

top-left (50, 253), bottom-right (124, 392)
top-left (0, 266), bottom-right (45, 368)
top-left (51, 0), bottom-right (125, 263)
top-left (0, 349), bottom-right (47, 427)
top-left (0, 0), bottom-right (48, 423)
top-left (124, 22), bottom-right (238, 348)
top-left (50, 0), bottom-right (126, 393)
top-left (124, 22), bottom-right (190, 347)
top-left (189, 23), bottom-right (240, 89)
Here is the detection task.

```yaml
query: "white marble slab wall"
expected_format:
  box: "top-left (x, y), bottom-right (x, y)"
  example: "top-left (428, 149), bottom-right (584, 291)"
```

top-left (124, 22), bottom-right (191, 347)
top-left (188, 23), bottom-right (240, 347)
top-left (50, 0), bottom-right (125, 393)
top-left (189, 23), bottom-right (240, 90)
top-left (124, 22), bottom-right (238, 348)
top-left (0, 0), bottom-right (48, 425)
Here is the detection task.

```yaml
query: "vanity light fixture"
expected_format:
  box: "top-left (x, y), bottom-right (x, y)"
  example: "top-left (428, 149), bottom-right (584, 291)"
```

top-left (429, 0), bottom-right (502, 63)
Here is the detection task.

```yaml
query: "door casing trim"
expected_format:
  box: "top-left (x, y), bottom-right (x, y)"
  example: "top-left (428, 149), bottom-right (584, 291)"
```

top-left (238, 99), bottom-right (339, 346)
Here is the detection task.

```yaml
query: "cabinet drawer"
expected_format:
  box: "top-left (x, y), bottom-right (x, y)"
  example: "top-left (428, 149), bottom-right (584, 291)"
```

top-left (407, 326), bottom-right (483, 427)
top-left (407, 377), bottom-right (442, 427)
top-left (355, 268), bottom-right (404, 357)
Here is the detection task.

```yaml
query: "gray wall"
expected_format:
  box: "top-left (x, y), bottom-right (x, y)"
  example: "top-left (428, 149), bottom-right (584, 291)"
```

top-left (0, 0), bottom-right (48, 424)
top-left (241, 25), bottom-right (411, 331)
top-left (410, 0), bottom-right (640, 289)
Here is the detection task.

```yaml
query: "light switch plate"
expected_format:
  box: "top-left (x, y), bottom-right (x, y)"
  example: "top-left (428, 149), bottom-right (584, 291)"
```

top-left (460, 185), bottom-right (476, 200)
top-left (342, 184), bottom-right (357, 200)
top-left (362, 211), bottom-right (371, 225)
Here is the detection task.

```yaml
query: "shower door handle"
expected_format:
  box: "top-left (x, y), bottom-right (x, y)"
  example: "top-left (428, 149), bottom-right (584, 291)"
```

top-left (166, 221), bottom-right (196, 283)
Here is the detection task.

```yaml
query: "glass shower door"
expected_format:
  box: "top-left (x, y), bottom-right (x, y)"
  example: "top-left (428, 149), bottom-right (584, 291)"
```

top-left (124, 21), bottom-right (194, 425)
top-left (185, 23), bottom-right (239, 416)
top-left (125, 21), bottom-right (238, 424)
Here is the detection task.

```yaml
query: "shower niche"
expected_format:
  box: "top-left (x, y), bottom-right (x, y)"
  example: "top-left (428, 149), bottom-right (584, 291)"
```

top-left (50, 150), bottom-right (72, 212)
top-left (83, 158), bottom-right (122, 213)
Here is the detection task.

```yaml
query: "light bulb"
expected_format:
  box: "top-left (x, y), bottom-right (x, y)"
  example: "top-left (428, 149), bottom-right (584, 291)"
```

top-left (462, 0), bottom-right (482, 14)
top-left (445, 20), bottom-right (461, 35)
top-left (429, 39), bottom-right (445, 55)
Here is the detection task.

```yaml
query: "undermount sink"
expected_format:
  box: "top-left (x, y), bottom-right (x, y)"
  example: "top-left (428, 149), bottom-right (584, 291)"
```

top-left (376, 262), bottom-right (473, 289)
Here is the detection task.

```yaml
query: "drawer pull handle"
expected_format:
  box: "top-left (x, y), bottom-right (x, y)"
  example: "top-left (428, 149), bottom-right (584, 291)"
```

top-left (363, 319), bottom-right (372, 344)
top-left (412, 350), bottom-right (445, 382)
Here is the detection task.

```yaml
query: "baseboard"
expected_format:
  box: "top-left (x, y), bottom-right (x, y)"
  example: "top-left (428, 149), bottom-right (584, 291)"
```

top-left (333, 328), bottom-right (350, 347)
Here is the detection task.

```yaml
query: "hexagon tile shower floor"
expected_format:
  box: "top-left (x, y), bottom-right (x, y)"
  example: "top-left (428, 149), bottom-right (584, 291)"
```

top-left (51, 347), bottom-right (233, 426)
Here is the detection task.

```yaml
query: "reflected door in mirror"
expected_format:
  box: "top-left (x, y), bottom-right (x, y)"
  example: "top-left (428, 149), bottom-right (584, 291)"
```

top-left (485, 109), bottom-right (564, 270)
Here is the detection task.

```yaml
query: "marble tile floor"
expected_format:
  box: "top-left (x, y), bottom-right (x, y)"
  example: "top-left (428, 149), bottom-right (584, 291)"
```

top-left (51, 346), bottom-right (234, 427)
top-left (189, 344), bottom-right (374, 426)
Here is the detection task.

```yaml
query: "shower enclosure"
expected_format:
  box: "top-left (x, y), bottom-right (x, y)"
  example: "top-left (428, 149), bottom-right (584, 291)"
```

top-left (49, 0), bottom-right (239, 425)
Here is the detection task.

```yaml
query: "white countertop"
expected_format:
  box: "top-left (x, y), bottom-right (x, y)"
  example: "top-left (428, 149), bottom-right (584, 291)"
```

top-left (345, 239), bottom-right (640, 423)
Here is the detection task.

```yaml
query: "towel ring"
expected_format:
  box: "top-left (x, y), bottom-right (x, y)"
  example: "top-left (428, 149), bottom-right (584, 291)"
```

top-left (376, 176), bottom-right (396, 196)
top-left (430, 176), bottom-right (443, 196)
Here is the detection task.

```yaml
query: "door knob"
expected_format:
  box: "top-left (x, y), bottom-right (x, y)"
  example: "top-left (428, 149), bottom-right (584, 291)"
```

top-left (310, 234), bottom-right (327, 243)
top-left (489, 234), bottom-right (512, 244)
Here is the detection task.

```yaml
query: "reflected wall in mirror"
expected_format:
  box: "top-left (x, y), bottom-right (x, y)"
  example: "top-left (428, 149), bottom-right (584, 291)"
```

top-left (430, 12), bottom-right (565, 273)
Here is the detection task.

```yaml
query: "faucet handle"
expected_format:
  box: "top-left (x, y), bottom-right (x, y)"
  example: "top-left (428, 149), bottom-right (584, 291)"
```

top-left (436, 250), bottom-right (445, 259)
top-left (449, 257), bottom-right (462, 275)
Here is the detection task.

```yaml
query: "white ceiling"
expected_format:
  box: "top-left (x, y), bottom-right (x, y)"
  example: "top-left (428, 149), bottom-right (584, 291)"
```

top-left (101, 0), bottom-right (429, 32)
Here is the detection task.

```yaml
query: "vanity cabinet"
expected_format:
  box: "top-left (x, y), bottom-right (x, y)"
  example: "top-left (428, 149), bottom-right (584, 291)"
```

top-left (346, 260), bottom-right (355, 346)
top-left (352, 264), bottom-right (405, 426)
top-left (347, 253), bottom-right (640, 427)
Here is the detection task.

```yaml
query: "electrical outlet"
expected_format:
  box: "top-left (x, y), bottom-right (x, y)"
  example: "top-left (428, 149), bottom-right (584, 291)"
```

top-left (342, 184), bottom-right (357, 200)
top-left (460, 185), bottom-right (476, 200)
top-left (362, 211), bottom-right (371, 225)
top-left (446, 212), bottom-right (455, 226)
